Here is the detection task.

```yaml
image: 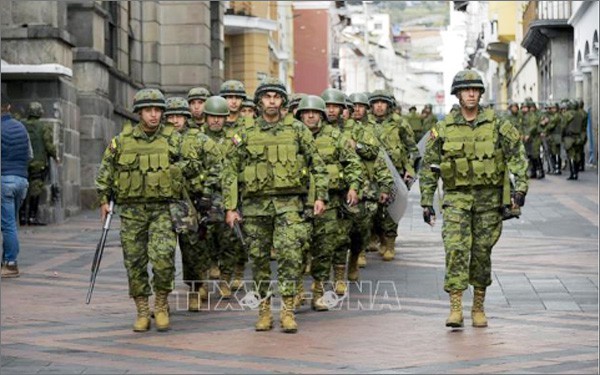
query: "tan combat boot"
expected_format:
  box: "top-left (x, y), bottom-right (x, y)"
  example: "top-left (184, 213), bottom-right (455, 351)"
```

top-left (381, 236), bottom-right (396, 261)
top-left (133, 296), bottom-right (151, 332)
top-left (471, 288), bottom-right (488, 328)
top-left (270, 248), bottom-right (277, 261)
top-left (333, 265), bottom-right (347, 296)
top-left (280, 296), bottom-right (298, 333)
top-left (255, 298), bottom-right (273, 331)
top-left (357, 250), bottom-right (367, 268)
top-left (367, 233), bottom-right (380, 253)
top-left (231, 264), bottom-right (245, 289)
top-left (154, 291), bottom-right (171, 331)
top-left (446, 290), bottom-right (464, 328)
top-left (311, 281), bottom-right (329, 311)
top-left (294, 281), bottom-right (305, 310)
top-left (347, 252), bottom-right (360, 282)
top-left (188, 288), bottom-right (200, 312)
top-left (219, 274), bottom-right (232, 299)
top-left (199, 283), bottom-right (209, 301)
top-left (209, 264), bottom-right (221, 280)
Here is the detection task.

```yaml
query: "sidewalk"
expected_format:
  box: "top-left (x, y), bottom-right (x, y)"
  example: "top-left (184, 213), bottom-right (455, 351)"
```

top-left (1, 169), bottom-right (598, 374)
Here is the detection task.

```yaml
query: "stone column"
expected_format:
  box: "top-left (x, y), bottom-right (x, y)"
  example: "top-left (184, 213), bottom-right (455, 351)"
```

top-left (210, 1), bottom-right (225, 93)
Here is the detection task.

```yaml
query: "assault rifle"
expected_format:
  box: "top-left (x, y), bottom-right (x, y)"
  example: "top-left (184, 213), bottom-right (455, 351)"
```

top-left (86, 199), bottom-right (115, 304)
top-left (195, 196), bottom-right (246, 247)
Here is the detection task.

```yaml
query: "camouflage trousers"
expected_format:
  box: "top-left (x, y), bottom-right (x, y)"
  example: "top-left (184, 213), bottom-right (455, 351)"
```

top-left (205, 222), bottom-right (245, 277)
top-left (442, 206), bottom-right (502, 292)
top-left (120, 203), bottom-right (176, 297)
top-left (372, 202), bottom-right (399, 239)
top-left (178, 229), bottom-right (207, 291)
top-left (311, 208), bottom-right (350, 281)
top-left (348, 200), bottom-right (378, 255)
top-left (244, 211), bottom-right (311, 298)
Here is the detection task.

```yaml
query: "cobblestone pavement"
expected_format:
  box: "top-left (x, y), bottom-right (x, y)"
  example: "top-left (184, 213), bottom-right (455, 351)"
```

top-left (1, 170), bottom-right (598, 374)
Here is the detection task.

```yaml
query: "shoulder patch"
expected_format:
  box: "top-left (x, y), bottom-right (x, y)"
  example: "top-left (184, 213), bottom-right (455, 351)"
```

top-left (109, 137), bottom-right (118, 153)
top-left (231, 133), bottom-right (243, 147)
top-left (428, 128), bottom-right (438, 140)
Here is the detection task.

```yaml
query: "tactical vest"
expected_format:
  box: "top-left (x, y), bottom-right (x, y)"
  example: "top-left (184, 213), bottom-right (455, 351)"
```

top-left (375, 119), bottom-right (409, 170)
top-left (181, 128), bottom-right (208, 194)
top-left (438, 114), bottom-right (504, 190)
top-left (114, 125), bottom-right (182, 202)
top-left (314, 125), bottom-right (345, 191)
top-left (240, 122), bottom-right (308, 196)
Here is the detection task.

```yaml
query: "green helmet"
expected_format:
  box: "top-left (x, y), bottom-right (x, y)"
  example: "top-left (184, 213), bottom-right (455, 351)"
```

top-left (203, 96), bottom-right (230, 116)
top-left (187, 87), bottom-right (211, 102)
top-left (424, 103), bottom-right (433, 110)
top-left (287, 93), bottom-right (306, 109)
top-left (164, 97), bottom-right (191, 118)
top-left (368, 90), bottom-right (393, 106)
top-left (349, 92), bottom-right (369, 107)
top-left (295, 95), bottom-right (326, 120)
top-left (241, 97), bottom-right (256, 109)
top-left (133, 88), bottom-right (166, 112)
top-left (559, 101), bottom-right (568, 110)
top-left (568, 99), bottom-right (578, 110)
top-left (450, 69), bottom-right (486, 95)
top-left (219, 80), bottom-right (247, 99)
top-left (27, 101), bottom-right (44, 118)
top-left (345, 96), bottom-right (354, 110)
top-left (254, 77), bottom-right (288, 105)
top-left (320, 88), bottom-right (346, 106)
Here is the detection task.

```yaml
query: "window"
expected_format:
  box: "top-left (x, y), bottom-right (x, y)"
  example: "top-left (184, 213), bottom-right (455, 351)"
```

top-left (104, 2), bottom-right (119, 61)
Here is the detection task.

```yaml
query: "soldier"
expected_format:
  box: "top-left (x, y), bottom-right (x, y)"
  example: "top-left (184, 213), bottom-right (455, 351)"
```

top-left (163, 96), bottom-right (222, 311)
top-left (20, 102), bottom-right (58, 226)
top-left (419, 70), bottom-right (528, 328)
top-left (563, 99), bottom-right (584, 180)
top-left (222, 77), bottom-right (329, 333)
top-left (296, 95), bottom-right (362, 310)
top-left (187, 87), bottom-right (211, 128)
top-left (240, 98), bottom-right (257, 119)
top-left (368, 90), bottom-right (416, 261)
top-left (577, 99), bottom-right (588, 172)
top-left (96, 88), bottom-right (198, 332)
top-left (544, 102), bottom-right (563, 175)
top-left (350, 92), bottom-right (369, 123)
top-left (420, 104), bottom-right (437, 142)
top-left (406, 105), bottom-right (424, 142)
top-left (220, 80), bottom-right (247, 130)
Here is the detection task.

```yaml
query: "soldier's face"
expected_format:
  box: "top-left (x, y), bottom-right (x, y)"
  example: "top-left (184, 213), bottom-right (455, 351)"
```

top-left (225, 96), bottom-right (243, 113)
top-left (550, 107), bottom-right (558, 114)
top-left (372, 100), bottom-right (388, 117)
top-left (166, 114), bottom-right (187, 131)
top-left (189, 99), bottom-right (205, 119)
top-left (342, 108), bottom-right (351, 120)
top-left (300, 110), bottom-right (321, 131)
top-left (509, 105), bottom-right (519, 115)
top-left (240, 107), bottom-right (255, 118)
top-left (139, 107), bottom-right (163, 131)
top-left (353, 104), bottom-right (367, 120)
top-left (326, 104), bottom-right (342, 122)
top-left (457, 87), bottom-right (481, 110)
top-left (260, 92), bottom-right (283, 117)
top-left (207, 115), bottom-right (226, 131)
top-left (521, 106), bottom-right (529, 114)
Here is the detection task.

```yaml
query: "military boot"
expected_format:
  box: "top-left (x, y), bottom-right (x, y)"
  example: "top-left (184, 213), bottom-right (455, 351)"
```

top-left (133, 296), bottom-right (151, 332)
top-left (270, 248), bottom-right (277, 261)
top-left (347, 252), bottom-right (360, 282)
top-left (381, 236), bottom-right (396, 261)
top-left (378, 233), bottom-right (386, 256)
top-left (446, 290), bottom-right (464, 328)
top-left (188, 287), bottom-right (200, 312)
top-left (357, 250), bottom-right (367, 268)
top-left (472, 288), bottom-right (488, 327)
top-left (366, 233), bottom-right (380, 253)
top-left (219, 274), bottom-right (232, 299)
top-left (209, 264), bottom-right (221, 279)
top-left (294, 281), bottom-right (305, 310)
top-left (304, 254), bottom-right (312, 275)
top-left (154, 291), bottom-right (170, 331)
top-left (333, 265), bottom-right (347, 296)
top-left (311, 281), bottom-right (329, 311)
top-left (255, 298), bottom-right (273, 331)
top-left (231, 264), bottom-right (245, 289)
top-left (199, 283), bottom-right (209, 301)
top-left (280, 296), bottom-right (298, 333)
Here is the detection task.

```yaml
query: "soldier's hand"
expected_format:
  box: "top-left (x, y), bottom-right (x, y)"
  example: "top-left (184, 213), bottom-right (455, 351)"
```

top-left (346, 189), bottom-right (358, 207)
top-left (379, 192), bottom-right (390, 204)
top-left (100, 203), bottom-right (111, 222)
top-left (423, 206), bottom-right (436, 227)
top-left (347, 139), bottom-right (357, 150)
top-left (314, 200), bottom-right (326, 216)
top-left (512, 191), bottom-right (526, 208)
top-left (226, 210), bottom-right (242, 228)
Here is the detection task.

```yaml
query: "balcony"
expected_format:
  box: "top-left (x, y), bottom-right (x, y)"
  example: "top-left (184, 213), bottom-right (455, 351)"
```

top-left (522, 1), bottom-right (572, 57)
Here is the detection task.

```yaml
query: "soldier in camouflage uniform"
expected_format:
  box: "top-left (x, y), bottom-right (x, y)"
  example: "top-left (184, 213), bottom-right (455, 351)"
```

top-left (562, 99), bottom-right (584, 180)
top-left (421, 104), bottom-right (437, 142)
top-left (543, 102), bottom-right (563, 175)
top-left (368, 90), bottom-right (417, 261)
top-left (419, 70), bottom-right (528, 328)
top-left (164, 96), bottom-right (222, 311)
top-left (96, 88), bottom-right (200, 332)
top-left (187, 87), bottom-right (211, 128)
top-left (20, 102), bottom-right (58, 225)
top-left (406, 105), bottom-right (425, 143)
top-left (296, 95), bottom-right (362, 310)
top-left (576, 99), bottom-right (588, 172)
top-left (222, 77), bottom-right (329, 333)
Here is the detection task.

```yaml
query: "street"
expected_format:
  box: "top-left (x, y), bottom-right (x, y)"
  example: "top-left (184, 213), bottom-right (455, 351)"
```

top-left (1, 170), bottom-right (598, 374)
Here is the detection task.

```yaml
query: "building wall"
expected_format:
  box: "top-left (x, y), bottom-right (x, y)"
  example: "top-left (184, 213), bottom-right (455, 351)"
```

top-left (293, 6), bottom-right (330, 94)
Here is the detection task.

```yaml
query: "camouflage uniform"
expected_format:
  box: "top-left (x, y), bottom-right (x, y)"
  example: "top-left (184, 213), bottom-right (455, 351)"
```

top-left (562, 100), bottom-right (584, 180)
top-left (420, 70), bottom-right (529, 328)
top-left (421, 104), bottom-right (437, 142)
top-left (20, 102), bottom-right (57, 225)
top-left (406, 107), bottom-right (425, 142)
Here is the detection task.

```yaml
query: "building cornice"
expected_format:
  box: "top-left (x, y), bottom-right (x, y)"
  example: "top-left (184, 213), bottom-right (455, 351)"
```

top-left (224, 15), bottom-right (277, 35)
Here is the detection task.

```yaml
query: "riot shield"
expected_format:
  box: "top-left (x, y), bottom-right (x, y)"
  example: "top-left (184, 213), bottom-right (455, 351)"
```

top-left (381, 151), bottom-right (409, 224)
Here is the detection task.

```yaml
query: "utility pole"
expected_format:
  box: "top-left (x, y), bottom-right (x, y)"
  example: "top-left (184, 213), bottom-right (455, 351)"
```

top-left (363, 1), bottom-right (369, 92)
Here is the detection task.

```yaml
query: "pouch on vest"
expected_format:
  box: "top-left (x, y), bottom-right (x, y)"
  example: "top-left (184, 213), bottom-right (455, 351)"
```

top-left (454, 158), bottom-right (470, 186)
top-left (169, 189), bottom-right (199, 235)
top-left (440, 161), bottom-right (455, 189)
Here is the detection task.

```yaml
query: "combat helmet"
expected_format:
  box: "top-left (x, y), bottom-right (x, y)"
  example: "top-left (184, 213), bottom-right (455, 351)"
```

top-left (349, 92), bottom-right (370, 107)
top-left (368, 89), bottom-right (394, 106)
top-left (133, 88), bottom-right (166, 112)
top-left (203, 96), bottom-right (230, 116)
top-left (219, 80), bottom-right (247, 99)
top-left (241, 97), bottom-right (256, 109)
top-left (287, 93), bottom-right (306, 110)
top-left (254, 77), bottom-right (288, 105)
top-left (164, 97), bottom-right (191, 118)
top-left (27, 101), bottom-right (44, 118)
top-left (187, 87), bottom-right (211, 102)
top-left (295, 95), bottom-right (327, 120)
top-left (450, 69), bottom-right (485, 95)
top-left (320, 88), bottom-right (346, 106)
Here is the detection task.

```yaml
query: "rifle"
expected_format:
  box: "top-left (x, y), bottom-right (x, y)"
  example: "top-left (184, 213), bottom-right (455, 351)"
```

top-left (86, 199), bottom-right (115, 304)
top-left (195, 196), bottom-right (246, 247)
